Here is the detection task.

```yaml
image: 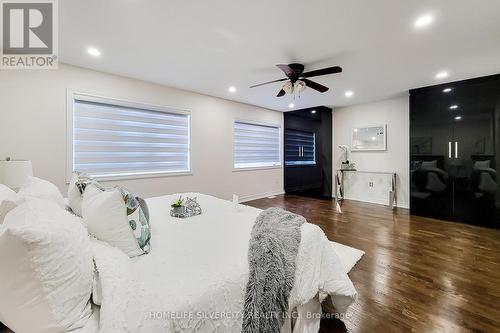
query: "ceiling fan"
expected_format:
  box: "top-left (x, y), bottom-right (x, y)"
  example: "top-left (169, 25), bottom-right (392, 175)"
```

top-left (250, 63), bottom-right (342, 97)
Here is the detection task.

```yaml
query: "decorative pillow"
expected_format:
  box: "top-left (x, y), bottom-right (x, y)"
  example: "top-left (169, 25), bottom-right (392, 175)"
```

top-left (474, 160), bottom-right (491, 169)
top-left (478, 172), bottom-right (497, 194)
top-left (124, 192), bottom-right (151, 253)
top-left (18, 176), bottom-right (66, 209)
top-left (68, 173), bottom-right (84, 216)
top-left (67, 173), bottom-right (101, 216)
top-left (421, 160), bottom-right (437, 169)
top-left (82, 184), bottom-right (151, 257)
top-left (410, 160), bottom-right (422, 170)
top-left (0, 199), bottom-right (93, 333)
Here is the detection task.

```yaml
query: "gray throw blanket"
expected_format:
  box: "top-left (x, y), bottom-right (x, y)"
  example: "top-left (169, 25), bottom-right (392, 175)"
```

top-left (242, 208), bottom-right (306, 333)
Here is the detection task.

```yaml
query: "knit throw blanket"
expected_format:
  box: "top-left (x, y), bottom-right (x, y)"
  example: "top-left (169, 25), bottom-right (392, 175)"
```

top-left (242, 208), bottom-right (306, 333)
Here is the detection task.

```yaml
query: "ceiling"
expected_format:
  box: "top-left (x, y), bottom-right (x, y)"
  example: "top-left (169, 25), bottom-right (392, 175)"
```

top-left (60, 0), bottom-right (500, 112)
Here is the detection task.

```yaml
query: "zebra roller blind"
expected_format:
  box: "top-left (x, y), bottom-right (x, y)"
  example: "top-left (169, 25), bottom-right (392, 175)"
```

top-left (234, 121), bottom-right (281, 169)
top-left (285, 129), bottom-right (316, 166)
top-left (72, 98), bottom-right (190, 179)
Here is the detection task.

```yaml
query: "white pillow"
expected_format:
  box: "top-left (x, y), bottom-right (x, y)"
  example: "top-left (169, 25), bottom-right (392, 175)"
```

top-left (421, 160), bottom-right (437, 169)
top-left (0, 199), bottom-right (93, 333)
top-left (68, 173), bottom-right (83, 216)
top-left (474, 160), bottom-right (491, 169)
top-left (0, 184), bottom-right (22, 224)
top-left (18, 176), bottom-right (66, 209)
top-left (0, 184), bottom-right (20, 202)
top-left (82, 184), bottom-right (145, 257)
top-left (0, 200), bottom-right (18, 225)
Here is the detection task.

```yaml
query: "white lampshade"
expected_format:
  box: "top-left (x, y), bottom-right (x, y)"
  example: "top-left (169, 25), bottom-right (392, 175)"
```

top-left (282, 81), bottom-right (293, 95)
top-left (0, 160), bottom-right (33, 191)
top-left (295, 80), bottom-right (306, 93)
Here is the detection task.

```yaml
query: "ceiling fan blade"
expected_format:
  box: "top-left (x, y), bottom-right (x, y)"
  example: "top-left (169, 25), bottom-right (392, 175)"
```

top-left (300, 66), bottom-right (342, 78)
top-left (276, 64), bottom-right (296, 77)
top-left (276, 89), bottom-right (286, 97)
top-left (250, 78), bottom-right (287, 88)
top-left (302, 78), bottom-right (329, 93)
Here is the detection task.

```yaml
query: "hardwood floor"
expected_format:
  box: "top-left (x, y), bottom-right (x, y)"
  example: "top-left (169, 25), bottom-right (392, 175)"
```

top-left (246, 195), bottom-right (500, 333)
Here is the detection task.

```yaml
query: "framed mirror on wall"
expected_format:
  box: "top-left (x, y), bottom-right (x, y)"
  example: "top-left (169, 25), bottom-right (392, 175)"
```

top-left (351, 124), bottom-right (387, 151)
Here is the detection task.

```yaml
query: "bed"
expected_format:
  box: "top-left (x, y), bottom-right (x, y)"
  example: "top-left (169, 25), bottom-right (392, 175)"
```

top-left (0, 184), bottom-right (360, 333)
top-left (75, 193), bottom-right (359, 333)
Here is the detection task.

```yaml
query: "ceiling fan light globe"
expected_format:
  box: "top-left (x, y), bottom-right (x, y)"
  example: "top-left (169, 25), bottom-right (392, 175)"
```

top-left (295, 80), bottom-right (306, 93)
top-left (283, 81), bottom-right (293, 94)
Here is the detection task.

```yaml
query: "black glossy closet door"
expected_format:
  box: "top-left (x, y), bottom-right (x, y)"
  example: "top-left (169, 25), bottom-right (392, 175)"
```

top-left (410, 91), bottom-right (454, 220)
top-left (410, 74), bottom-right (500, 228)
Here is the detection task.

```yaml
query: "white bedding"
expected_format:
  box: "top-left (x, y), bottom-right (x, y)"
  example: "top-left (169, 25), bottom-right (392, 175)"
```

top-left (84, 193), bottom-right (358, 333)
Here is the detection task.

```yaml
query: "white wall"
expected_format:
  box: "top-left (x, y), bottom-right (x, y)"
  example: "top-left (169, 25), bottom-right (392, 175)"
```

top-left (0, 64), bottom-right (284, 201)
top-left (333, 96), bottom-right (410, 208)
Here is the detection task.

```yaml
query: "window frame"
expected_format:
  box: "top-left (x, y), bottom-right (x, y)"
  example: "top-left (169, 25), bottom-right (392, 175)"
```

top-left (66, 90), bottom-right (192, 182)
top-left (232, 119), bottom-right (283, 172)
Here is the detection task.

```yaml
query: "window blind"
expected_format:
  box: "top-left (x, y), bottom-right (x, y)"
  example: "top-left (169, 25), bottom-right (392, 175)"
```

top-left (73, 99), bottom-right (190, 179)
top-left (285, 129), bottom-right (316, 166)
top-left (234, 121), bottom-right (281, 169)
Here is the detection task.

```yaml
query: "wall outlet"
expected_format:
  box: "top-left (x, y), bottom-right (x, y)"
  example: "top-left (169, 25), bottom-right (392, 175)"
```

top-left (369, 181), bottom-right (374, 188)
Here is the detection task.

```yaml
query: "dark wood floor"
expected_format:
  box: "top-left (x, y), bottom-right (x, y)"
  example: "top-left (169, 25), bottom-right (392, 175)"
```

top-left (247, 195), bottom-right (500, 333)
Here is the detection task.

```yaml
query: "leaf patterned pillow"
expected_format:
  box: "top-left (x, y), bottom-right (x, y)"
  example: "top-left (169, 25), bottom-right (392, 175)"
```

top-left (119, 188), bottom-right (151, 254)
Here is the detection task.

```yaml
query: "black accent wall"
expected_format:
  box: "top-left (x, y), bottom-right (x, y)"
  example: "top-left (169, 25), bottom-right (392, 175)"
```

top-left (284, 106), bottom-right (332, 198)
top-left (410, 74), bottom-right (500, 228)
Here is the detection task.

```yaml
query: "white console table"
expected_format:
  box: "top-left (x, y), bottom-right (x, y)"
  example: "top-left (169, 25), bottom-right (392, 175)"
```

top-left (334, 170), bottom-right (397, 212)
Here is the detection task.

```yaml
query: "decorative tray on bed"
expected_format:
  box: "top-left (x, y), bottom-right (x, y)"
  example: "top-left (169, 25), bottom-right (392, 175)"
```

top-left (170, 197), bottom-right (202, 218)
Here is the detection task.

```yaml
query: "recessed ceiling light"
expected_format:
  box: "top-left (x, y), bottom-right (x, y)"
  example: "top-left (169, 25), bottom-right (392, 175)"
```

top-left (435, 71), bottom-right (449, 80)
top-left (371, 136), bottom-right (377, 141)
top-left (443, 87), bottom-right (452, 93)
top-left (87, 47), bottom-right (101, 57)
top-left (415, 14), bottom-right (433, 28)
top-left (288, 103), bottom-right (294, 108)
top-left (449, 105), bottom-right (459, 110)
top-left (311, 110), bottom-right (317, 114)
top-left (228, 86), bottom-right (236, 93)
top-left (454, 116), bottom-right (462, 120)
top-left (345, 90), bottom-right (354, 98)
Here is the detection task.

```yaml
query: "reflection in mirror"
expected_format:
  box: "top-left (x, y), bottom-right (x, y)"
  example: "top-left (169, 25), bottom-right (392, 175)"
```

top-left (352, 125), bottom-right (386, 151)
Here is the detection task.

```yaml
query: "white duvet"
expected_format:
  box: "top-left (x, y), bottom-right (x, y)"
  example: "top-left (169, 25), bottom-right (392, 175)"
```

top-left (82, 193), bottom-right (357, 333)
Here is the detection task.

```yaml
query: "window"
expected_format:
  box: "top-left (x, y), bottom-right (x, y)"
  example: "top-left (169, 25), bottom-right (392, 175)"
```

top-left (69, 94), bottom-right (190, 180)
top-left (285, 129), bottom-right (316, 166)
top-left (233, 121), bottom-right (281, 169)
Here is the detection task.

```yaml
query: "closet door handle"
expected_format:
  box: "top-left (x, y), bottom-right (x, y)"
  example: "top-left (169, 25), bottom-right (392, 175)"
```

top-left (448, 142), bottom-right (452, 159)
top-left (455, 142), bottom-right (458, 159)
top-left (298, 146), bottom-right (301, 157)
top-left (301, 147), bottom-right (304, 157)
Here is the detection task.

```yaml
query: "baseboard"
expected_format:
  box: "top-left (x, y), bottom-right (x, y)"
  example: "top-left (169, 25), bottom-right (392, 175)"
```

top-left (343, 195), bottom-right (409, 209)
top-left (238, 191), bottom-right (409, 209)
top-left (239, 190), bottom-right (285, 203)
